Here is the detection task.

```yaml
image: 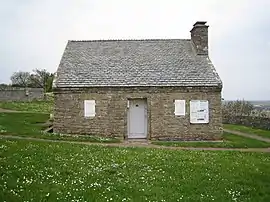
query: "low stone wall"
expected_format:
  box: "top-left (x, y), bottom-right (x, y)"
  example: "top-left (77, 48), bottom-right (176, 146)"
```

top-left (0, 87), bottom-right (44, 101)
top-left (223, 115), bottom-right (270, 130)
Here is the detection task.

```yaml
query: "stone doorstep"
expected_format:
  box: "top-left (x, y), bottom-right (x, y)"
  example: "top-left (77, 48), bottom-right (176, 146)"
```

top-left (124, 139), bottom-right (150, 145)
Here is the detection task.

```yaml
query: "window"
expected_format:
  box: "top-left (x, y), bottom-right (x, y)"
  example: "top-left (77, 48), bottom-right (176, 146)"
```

top-left (84, 100), bottom-right (95, 117)
top-left (190, 100), bottom-right (209, 123)
top-left (174, 100), bottom-right (185, 116)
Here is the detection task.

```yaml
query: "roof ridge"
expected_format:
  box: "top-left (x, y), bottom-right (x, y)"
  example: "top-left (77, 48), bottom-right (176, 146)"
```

top-left (69, 39), bottom-right (191, 42)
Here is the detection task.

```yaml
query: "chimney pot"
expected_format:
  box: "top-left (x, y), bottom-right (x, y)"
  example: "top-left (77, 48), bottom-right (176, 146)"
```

top-left (193, 21), bottom-right (207, 27)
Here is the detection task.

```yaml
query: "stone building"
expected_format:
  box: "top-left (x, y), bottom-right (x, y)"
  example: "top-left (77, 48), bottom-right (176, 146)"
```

top-left (53, 21), bottom-right (223, 140)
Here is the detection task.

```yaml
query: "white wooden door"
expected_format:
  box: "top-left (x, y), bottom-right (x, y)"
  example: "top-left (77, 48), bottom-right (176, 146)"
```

top-left (128, 99), bottom-right (147, 139)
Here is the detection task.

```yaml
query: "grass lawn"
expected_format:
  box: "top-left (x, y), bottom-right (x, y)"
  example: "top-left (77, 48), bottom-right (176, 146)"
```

top-left (0, 139), bottom-right (270, 202)
top-left (1, 112), bottom-right (270, 148)
top-left (224, 124), bottom-right (270, 139)
top-left (0, 100), bottom-right (53, 114)
top-left (152, 132), bottom-right (270, 148)
top-left (0, 112), bottom-right (120, 143)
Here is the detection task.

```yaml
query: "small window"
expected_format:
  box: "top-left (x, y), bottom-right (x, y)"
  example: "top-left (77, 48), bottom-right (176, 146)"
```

top-left (84, 100), bottom-right (95, 117)
top-left (190, 100), bottom-right (209, 124)
top-left (174, 100), bottom-right (185, 116)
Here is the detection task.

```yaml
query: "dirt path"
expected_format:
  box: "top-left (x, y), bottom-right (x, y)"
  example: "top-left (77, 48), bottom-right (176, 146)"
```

top-left (224, 129), bottom-right (270, 143)
top-left (0, 108), bottom-right (48, 114)
top-left (1, 135), bottom-right (270, 153)
top-left (0, 108), bottom-right (24, 113)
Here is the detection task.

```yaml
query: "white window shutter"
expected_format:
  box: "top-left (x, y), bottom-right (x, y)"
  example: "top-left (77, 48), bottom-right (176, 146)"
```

top-left (174, 100), bottom-right (185, 116)
top-left (84, 100), bottom-right (95, 117)
top-left (190, 100), bottom-right (209, 123)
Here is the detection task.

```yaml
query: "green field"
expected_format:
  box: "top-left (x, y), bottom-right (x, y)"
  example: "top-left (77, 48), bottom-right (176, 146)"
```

top-left (1, 101), bottom-right (270, 201)
top-left (1, 139), bottom-right (270, 202)
top-left (152, 132), bottom-right (270, 148)
top-left (0, 112), bottom-right (120, 143)
top-left (224, 124), bottom-right (270, 139)
top-left (1, 112), bottom-right (270, 148)
top-left (0, 100), bottom-right (53, 114)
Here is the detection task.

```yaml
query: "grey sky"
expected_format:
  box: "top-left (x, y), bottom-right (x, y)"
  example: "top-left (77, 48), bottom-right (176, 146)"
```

top-left (0, 0), bottom-right (269, 100)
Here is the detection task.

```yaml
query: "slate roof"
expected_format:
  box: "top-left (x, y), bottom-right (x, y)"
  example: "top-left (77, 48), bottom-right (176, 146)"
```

top-left (54, 39), bottom-right (222, 88)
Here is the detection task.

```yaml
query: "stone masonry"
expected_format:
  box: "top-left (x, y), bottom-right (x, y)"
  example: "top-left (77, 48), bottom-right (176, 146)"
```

top-left (0, 87), bottom-right (44, 101)
top-left (53, 86), bottom-right (222, 140)
top-left (190, 21), bottom-right (209, 55)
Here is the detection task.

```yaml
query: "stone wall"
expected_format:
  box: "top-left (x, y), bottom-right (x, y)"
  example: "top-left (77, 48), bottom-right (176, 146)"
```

top-left (53, 86), bottom-right (222, 140)
top-left (0, 87), bottom-right (44, 101)
top-left (190, 21), bottom-right (208, 55)
top-left (223, 115), bottom-right (270, 130)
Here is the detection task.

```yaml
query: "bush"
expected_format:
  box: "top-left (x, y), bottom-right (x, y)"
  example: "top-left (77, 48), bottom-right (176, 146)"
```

top-left (222, 100), bottom-right (254, 117)
top-left (222, 100), bottom-right (270, 130)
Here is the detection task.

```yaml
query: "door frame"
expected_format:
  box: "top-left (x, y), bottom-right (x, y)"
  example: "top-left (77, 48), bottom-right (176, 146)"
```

top-left (127, 98), bottom-right (148, 139)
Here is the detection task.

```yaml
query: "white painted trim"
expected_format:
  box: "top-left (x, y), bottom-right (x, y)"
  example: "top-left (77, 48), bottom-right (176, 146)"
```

top-left (127, 99), bottom-right (147, 139)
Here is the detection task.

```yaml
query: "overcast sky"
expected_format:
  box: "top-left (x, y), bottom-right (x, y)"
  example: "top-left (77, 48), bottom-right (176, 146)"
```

top-left (0, 0), bottom-right (269, 100)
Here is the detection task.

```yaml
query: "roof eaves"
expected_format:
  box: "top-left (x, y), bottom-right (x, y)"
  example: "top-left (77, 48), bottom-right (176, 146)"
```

top-left (68, 39), bottom-right (191, 43)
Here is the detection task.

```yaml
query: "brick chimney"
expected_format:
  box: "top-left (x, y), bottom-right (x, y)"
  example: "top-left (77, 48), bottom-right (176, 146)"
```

top-left (190, 21), bottom-right (209, 55)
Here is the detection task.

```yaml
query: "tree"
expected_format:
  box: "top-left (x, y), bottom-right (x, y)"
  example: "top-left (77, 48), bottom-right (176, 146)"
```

top-left (0, 83), bottom-right (10, 90)
top-left (29, 69), bottom-right (49, 88)
top-left (10, 69), bottom-right (54, 93)
top-left (29, 69), bottom-right (54, 92)
top-left (45, 73), bottom-right (54, 92)
top-left (222, 99), bottom-right (254, 117)
top-left (10, 71), bottom-right (31, 87)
